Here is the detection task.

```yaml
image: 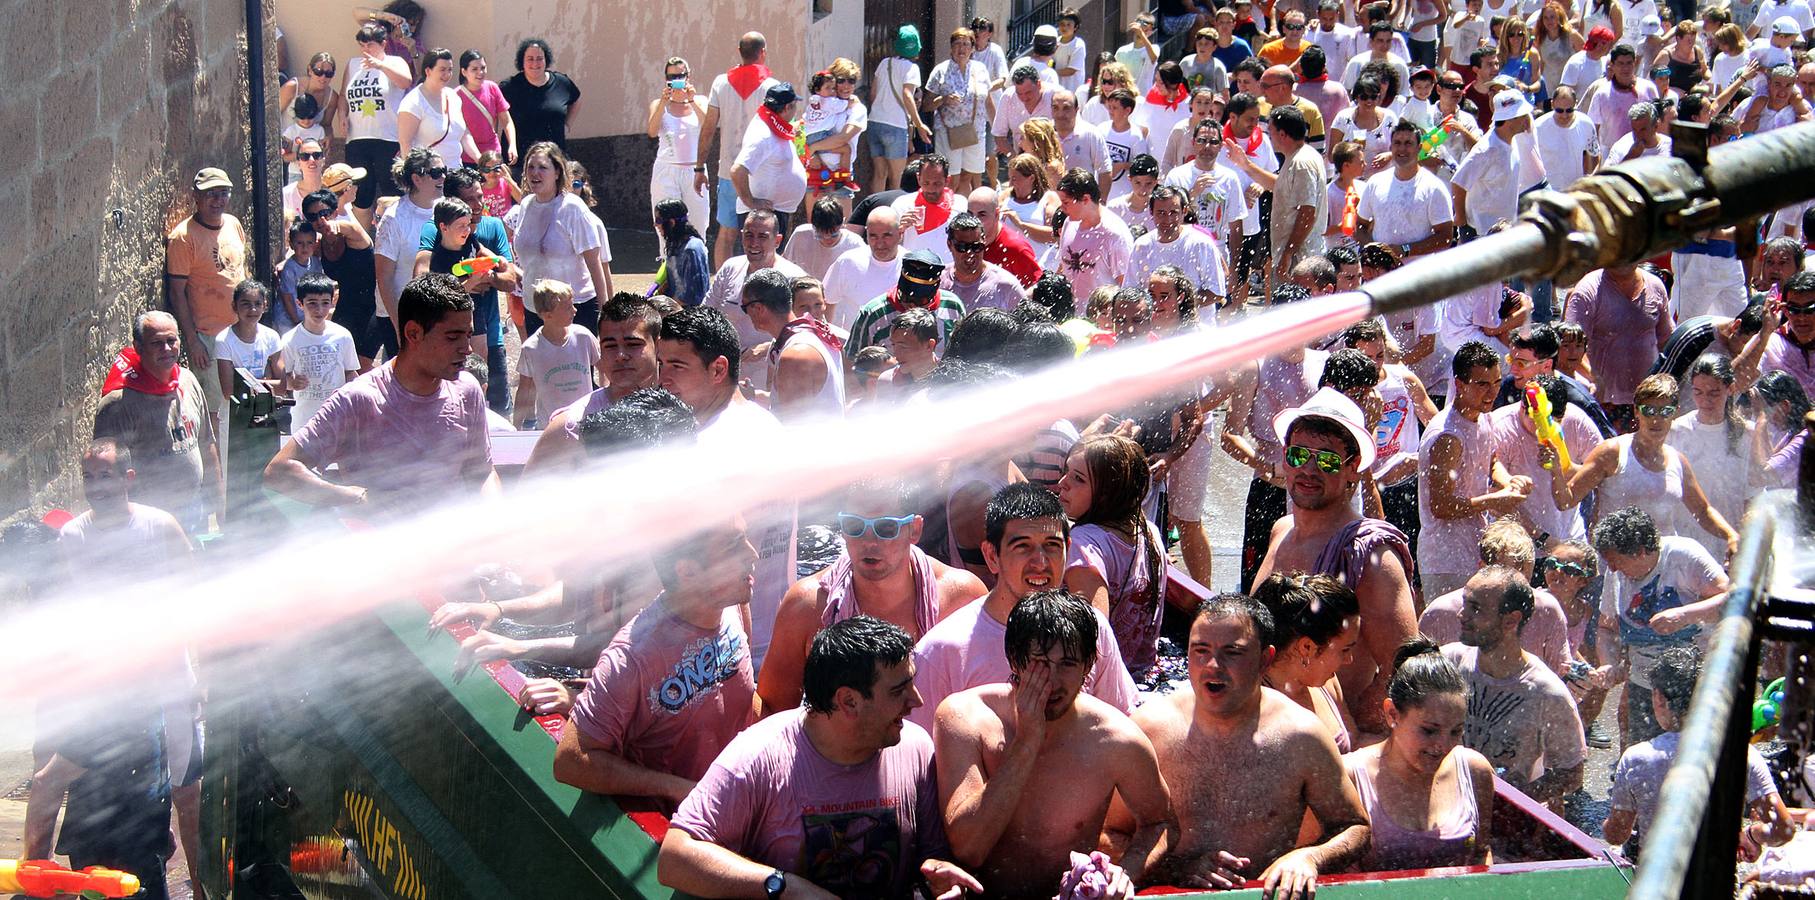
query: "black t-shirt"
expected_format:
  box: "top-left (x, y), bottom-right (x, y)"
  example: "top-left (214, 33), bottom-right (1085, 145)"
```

top-left (55, 709), bottom-right (173, 861)
top-left (850, 190), bottom-right (907, 226)
top-left (428, 234), bottom-right (504, 311)
top-left (500, 71), bottom-right (582, 150)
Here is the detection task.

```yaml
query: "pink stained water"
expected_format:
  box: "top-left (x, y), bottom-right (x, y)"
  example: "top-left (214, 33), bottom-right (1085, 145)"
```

top-left (0, 292), bottom-right (1372, 720)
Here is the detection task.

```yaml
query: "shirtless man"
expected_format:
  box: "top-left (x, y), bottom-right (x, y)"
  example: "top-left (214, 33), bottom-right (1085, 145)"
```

top-left (1123, 594), bottom-right (1369, 898)
top-left (523, 295), bottom-right (662, 474)
top-left (760, 478), bottom-right (987, 713)
top-left (934, 590), bottom-right (1171, 899)
top-left (1253, 387), bottom-right (1417, 734)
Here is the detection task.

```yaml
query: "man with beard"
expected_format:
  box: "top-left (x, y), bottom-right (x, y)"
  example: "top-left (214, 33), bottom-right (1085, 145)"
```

top-left (933, 590), bottom-right (1171, 898)
top-left (1123, 594), bottom-right (1369, 897)
top-left (1251, 388), bottom-right (1416, 733)
top-left (911, 483), bottom-right (1138, 729)
top-left (760, 478), bottom-right (987, 713)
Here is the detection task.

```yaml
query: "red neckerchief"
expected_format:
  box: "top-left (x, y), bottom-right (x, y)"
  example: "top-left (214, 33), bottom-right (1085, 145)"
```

top-left (726, 63), bottom-right (772, 100)
top-left (771, 316), bottom-right (845, 365)
top-left (887, 288), bottom-right (937, 314)
top-left (757, 104), bottom-right (796, 141)
top-left (913, 189), bottom-right (953, 234)
top-left (1225, 120), bottom-right (1264, 156)
top-left (102, 346), bottom-right (179, 396)
top-left (1146, 82), bottom-right (1189, 111)
top-left (1306, 73), bottom-right (1330, 83)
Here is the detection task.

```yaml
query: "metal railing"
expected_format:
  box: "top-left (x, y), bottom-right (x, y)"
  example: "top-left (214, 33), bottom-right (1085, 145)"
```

top-left (1007, 0), bottom-right (1061, 58)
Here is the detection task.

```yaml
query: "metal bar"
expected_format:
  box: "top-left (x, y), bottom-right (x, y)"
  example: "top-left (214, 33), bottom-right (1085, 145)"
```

top-left (1007, 0), bottom-right (1059, 58)
top-left (1684, 613), bottom-right (1762, 896)
top-left (1627, 495), bottom-right (1784, 899)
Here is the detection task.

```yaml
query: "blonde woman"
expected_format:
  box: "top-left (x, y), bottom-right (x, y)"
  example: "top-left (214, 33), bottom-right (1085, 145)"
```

top-left (1498, 18), bottom-right (1544, 102)
top-left (1081, 60), bottom-right (1140, 126)
top-left (1710, 24), bottom-right (1750, 88)
top-left (1532, 2), bottom-right (1585, 99)
top-left (999, 152), bottom-right (1062, 264)
top-left (1017, 116), bottom-right (1068, 185)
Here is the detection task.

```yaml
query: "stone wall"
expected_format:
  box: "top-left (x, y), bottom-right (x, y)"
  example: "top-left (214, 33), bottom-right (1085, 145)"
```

top-left (0, 0), bottom-right (272, 521)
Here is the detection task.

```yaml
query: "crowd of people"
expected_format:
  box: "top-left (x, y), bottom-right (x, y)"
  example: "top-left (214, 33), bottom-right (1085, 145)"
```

top-left (15, 0), bottom-right (1815, 896)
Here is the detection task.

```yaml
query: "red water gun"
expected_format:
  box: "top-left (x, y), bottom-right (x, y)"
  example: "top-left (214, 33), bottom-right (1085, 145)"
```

top-left (451, 255), bottom-right (503, 278)
top-left (0, 859), bottom-right (141, 898)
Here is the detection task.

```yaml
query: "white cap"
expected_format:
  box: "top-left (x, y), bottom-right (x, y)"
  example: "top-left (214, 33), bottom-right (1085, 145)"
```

top-left (1272, 387), bottom-right (1377, 473)
top-left (1639, 13), bottom-right (1663, 34)
top-left (1035, 24), bottom-right (1060, 38)
top-left (1773, 15), bottom-right (1802, 34)
top-left (1492, 89), bottom-right (1533, 122)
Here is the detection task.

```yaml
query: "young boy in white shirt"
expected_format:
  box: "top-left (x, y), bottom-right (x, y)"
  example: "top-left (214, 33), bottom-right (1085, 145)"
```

top-left (514, 279), bottom-right (601, 429)
top-left (278, 273), bottom-right (360, 431)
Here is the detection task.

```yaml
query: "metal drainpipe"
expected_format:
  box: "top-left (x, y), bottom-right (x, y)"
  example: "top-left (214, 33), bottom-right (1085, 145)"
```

top-left (245, 0), bottom-right (273, 280)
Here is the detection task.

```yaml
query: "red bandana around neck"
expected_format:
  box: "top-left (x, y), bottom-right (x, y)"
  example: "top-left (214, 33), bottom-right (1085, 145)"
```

top-left (757, 104), bottom-right (797, 141)
top-left (887, 288), bottom-right (938, 314)
top-left (914, 189), bottom-right (952, 234)
top-left (102, 346), bottom-right (179, 397)
top-left (1146, 82), bottom-right (1189, 111)
top-left (1225, 120), bottom-right (1264, 156)
top-left (726, 63), bottom-right (772, 100)
top-left (772, 316), bottom-right (846, 365)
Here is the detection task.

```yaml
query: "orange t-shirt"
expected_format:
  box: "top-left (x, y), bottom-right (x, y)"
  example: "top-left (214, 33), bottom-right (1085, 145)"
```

top-left (1258, 39), bottom-right (1307, 67)
top-left (166, 214), bottom-right (249, 334)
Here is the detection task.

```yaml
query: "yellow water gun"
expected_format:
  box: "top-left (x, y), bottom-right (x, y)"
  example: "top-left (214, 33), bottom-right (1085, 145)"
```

top-left (0, 859), bottom-right (140, 897)
top-left (1525, 384), bottom-right (1572, 470)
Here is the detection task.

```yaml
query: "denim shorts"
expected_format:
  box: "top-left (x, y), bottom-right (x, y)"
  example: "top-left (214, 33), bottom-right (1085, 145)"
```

top-left (716, 177), bottom-right (742, 230)
top-left (867, 122), bottom-right (910, 160)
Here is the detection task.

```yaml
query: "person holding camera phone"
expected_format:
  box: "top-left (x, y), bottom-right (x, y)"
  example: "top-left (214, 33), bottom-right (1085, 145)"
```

top-left (649, 56), bottom-right (709, 251)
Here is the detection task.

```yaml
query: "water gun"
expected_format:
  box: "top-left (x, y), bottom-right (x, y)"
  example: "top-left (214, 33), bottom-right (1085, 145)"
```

top-left (451, 255), bottom-right (503, 278)
top-left (1755, 677), bottom-right (1787, 733)
top-left (1525, 384), bottom-right (1572, 470)
top-left (1418, 116), bottom-right (1456, 160)
top-left (0, 859), bottom-right (140, 898)
top-left (1339, 187), bottom-right (1359, 236)
top-left (645, 260), bottom-right (667, 298)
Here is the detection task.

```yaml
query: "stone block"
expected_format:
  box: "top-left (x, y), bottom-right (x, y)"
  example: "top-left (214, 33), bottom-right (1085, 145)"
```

top-left (57, 135), bottom-right (117, 224)
top-left (38, 65), bottom-right (100, 167)
top-left (0, 10), bottom-right (61, 91)
top-left (0, 179), bottom-right (31, 275)
top-left (59, 0), bottom-right (119, 71)
top-left (158, 3), bottom-right (198, 85)
top-left (0, 95), bottom-right (41, 175)
top-left (99, 33), bottom-right (153, 126)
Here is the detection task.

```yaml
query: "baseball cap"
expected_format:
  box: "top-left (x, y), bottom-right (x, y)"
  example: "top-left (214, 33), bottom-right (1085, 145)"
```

top-left (1492, 89), bottom-right (1533, 122)
top-left (321, 163), bottom-right (367, 192)
top-left (1639, 13), bottom-right (1663, 34)
top-left (898, 249), bottom-right (946, 298)
top-left (1034, 24), bottom-right (1060, 38)
top-left (194, 167), bottom-right (233, 191)
top-left (1587, 25), bottom-right (1616, 45)
top-left (764, 81), bottom-right (800, 110)
top-left (1774, 15), bottom-right (1802, 35)
top-left (1272, 387), bottom-right (1377, 472)
top-left (1410, 65), bottom-right (1437, 81)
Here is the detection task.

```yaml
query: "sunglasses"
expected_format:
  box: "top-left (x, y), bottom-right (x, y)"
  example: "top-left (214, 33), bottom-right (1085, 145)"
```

top-left (1553, 106), bottom-right (1576, 113)
top-left (1195, 137), bottom-right (1222, 146)
top-left (837, 513), bottom-right (916, 540)
top-left (304, 208), bottom-right (333, 221)
top-left (1546, 559), bottom-right (1593, 578)
top-left (483, 164), bottom-right (506, 173)
top-left (1439, 81), bottom-right (1465, 89)
top-left (1786, 302), bottom-right (1815, 314)
top-left (424, 166), bottom-right (448, 178)
top-left (835, 76), bottom-right (857, 85)
top-left (1284, 22), bottom-right (1306, 29)
top-left (312, 68), bottom-right (336, 77)
top-left (1284, 444), bottom-right (1350, 473)
top-left (298, 151), bottom-right (325, 161)
top-left (1638, 404), bottom-right (1678, 418)
top-left (952, 240), bottom-right (987, 253)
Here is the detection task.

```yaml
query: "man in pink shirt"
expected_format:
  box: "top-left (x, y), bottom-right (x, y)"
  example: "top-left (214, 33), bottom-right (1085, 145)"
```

top-left (1417, 520), bottom-right (1573, 675)
top-left (660, 616), bottom-right (983, 900)
top-left (1762, 270), bottom-right (1815, 398)
top-left (553, 510), bottom-right (761, 812)
top-left (264, 273), bottom-right (497, 512)
top-left (1563, 264), bottom-right (1674, 431)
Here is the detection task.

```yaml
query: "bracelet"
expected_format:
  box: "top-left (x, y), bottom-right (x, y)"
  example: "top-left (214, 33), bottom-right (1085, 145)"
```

top-left (693, 164), bottom-right (706, 172)
top-left (488, 600), bottom-right (504, 620)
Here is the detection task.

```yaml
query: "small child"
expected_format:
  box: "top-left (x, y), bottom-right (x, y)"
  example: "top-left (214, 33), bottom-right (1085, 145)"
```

top-left (278, 273), bottom-right (360, 431)
top-left (1325, 141), bottom-right (1365, 249)
top-left (800, 71), bottom-right (854, 187)
top-left (215, 280), bottom-right (286, 392)
top-left (275, 219), bottom-right (321, 334)
top-left (514, 279), bottom-right (601, 429)
top-left (282, 93), bottom-right (326, 184)
top-left (1055, 9), bottom-right (1088, 92)
top-left (476, 150), bottom-right (520, 219)
top-left (790, 276), bottom-right (849, 340)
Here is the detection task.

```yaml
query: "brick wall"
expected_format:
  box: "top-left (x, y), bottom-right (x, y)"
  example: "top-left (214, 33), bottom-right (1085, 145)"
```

top-left (0, 0), bottom-right (275, 521)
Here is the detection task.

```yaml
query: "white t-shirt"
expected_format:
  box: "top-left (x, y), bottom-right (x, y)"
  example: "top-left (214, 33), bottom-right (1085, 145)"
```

top-left (1603, 132), bottom-right (1672, 168)
top-left (1163, 162), bottom-right (1249, 239)
top-left (871, 56), bottom-right (924, 128)
top-left (214, 324), bottom-right (282, 378)
top-left (892, 190), bottom-right (960, 265)
top-left (1452, 130), bottom-right (1545, 233)
top-left (1756, 0), bottom-right (1815, 33)
top-left (782, 225), bottom-right (864, 281)
top-left (519, 327), bottom-right (600, 424)
top-left (374, 196), bottom-right (436, 316)
top-left (279, 321), bottom-right (360, 430)
top-left (1533, 111), bottom-right (1599, 189)
top-left (1588, 80), bottom-right (1661, 147)
top-left (1448, 13), bottom-right (1491, 65)
top-left (502, 192), bottom-right (612, 302)
top-left (824, 249), bottom-right (904, 331)
top-left (1102, 122), bottom-right (1153, 202)
top-left (1310, 23), bottom-right (1360, 75)
top-left (706, 71), bottom-right (779, 173)
top-left (1056, 210), bottom-right (1135, 298)
top-left (703, 254), bottom-right (810, 349)
top-left (1220, 134), bottom-right (1277, 236)
top-left (1330, 106), bottom-right (1400, 168)
top-left (1560, 50), bottom-right (1607, 99)
top-left (1342, 52), bottom-right (1412, 93)
top-left (733, 116), bottom-right (808, 216)
top-left (398, 85), bottom-right (470, 164)
top-left (1055, 35), bottom-right (1089, 92)
top-left (1355, 167), bottom-right (1454, 245)
top-left (344, 55), bottom-right (405, 143)
top-left (1738, 95), bottom-right (1805, 133)
top-left (1130, 226), bottom-right (1230, 302)
top-left (1059, 122), bottom-right (1114, 179)
top-left (1712, 51), bottom-right (1749, 89)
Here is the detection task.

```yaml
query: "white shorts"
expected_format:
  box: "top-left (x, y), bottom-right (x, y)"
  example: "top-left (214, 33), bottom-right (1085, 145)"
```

top-left (1168, 426), bottom-right (1217, 516)
top-left (934, 125), bottom-right (988, 174)
top-left (650, 164), bottom-right (709, 246)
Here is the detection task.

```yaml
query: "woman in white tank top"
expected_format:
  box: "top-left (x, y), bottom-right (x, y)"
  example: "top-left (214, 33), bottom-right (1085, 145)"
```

top-left (1548, 374), bottom-right (1738, 557)
top-left (1000, 152), bottom-right (1062, 269)
top-left (647, 56), bottom-right (709, 251)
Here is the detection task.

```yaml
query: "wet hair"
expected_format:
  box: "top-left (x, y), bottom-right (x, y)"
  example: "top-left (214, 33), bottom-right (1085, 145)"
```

top-left (1475, 565), bottom-right (1536, 626)
top-left (443, 165), bottom-right (484, 198)
top-left (984, 482), bottom-right (1070, 549)
top-left (1056, 167), bottom-right (1101, 202)
top-left (1451, 340), bottom-right (1500, 379)
top-left (432, 195), bottom-right (471, 228)
top-left (1069, 434), bottom-right (1150, 536)
top-left (1029, 273), bottom-right (1077, 320)
top-left (1293, 256), bottom-right (1338, 290)
top-left (1127, 153), bottom-right (1160, 180)
top-left (396, 273), bottom-right (473, 348)
top-left (1194, 592), bottom-right (1276, 648)
top-left (1253, 573), bottom-right (1360, 653)
top-left (1343, 319), bottom-right (1387, 346)
top-left (1756, 370), bottom-right (1813, 424)
top-left (1009, 302), bottom-right (1055, 325)
top-left (1593, 505), bottom-right (1662, 556)
top-left (1387, 638), bottom-right (1468, 711)
top-left (1009, 320), bottom-right (1075, 373)
top-left (1269, 104), bottom-right (1310, 142)
top-left (515, 37), bottom-right (555, 71)
top-left (295, 273), bottom-right (337, 300)
top-left (1007, 153), bottom-right (1052, 194)
top-left (600, 294), bottom-right (663, 341)
top-left (1510, 324), bottom-right (1560, 359)
top-left (889, 307), bottom-right (939, 343)
top-left (1736, 299), bottom-right (1767, 337)
top-left (1634, 372), bottom-right (1678, 408)
top-left (655, 197), bottom-right (703, 250)
top-left (660, 306), bottom-right (741, 381)
top-left (851, 345), bottom-right (893, 377)
top-left (1300, 45), bottom-right (1329, 79)
top-left (1149, 264), bottom-right (1198, 326)
top-left (947, 211), bottom-right (984, 237)
top-left (1005, 589), bottom-right (1100, 671)
top-left (1650, 646), bottom-right (1701, 719)
top-left (1319, 348), bottom-right (1379, 393)
top-left (1225, 92), bottom-right (1261, 119)
top-left (810, 196), bottom-right (845, 233)
top-left (1479, 518), bottom-right (1535, 569)
top-left (578, 388), bottom-right (696, 460)
top-left (1687, 354), bottom-right (1746, 454)
top-left (1530, 373), bottom-right (1571, 419)
top-left (800, 616), bottom-right (916, 714)
top-left (740, 267), bottom-right (795, 317)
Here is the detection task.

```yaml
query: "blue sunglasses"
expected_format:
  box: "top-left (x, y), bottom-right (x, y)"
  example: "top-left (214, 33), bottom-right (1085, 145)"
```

top-left (837, 513), bottom-right (916, 540)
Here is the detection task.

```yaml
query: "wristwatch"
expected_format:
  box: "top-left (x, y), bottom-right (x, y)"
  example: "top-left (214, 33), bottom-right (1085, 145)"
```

top-left (764, 869), bottom-right (786, 900)
top-left (693, 164), bottom-right (707, 173)
top-left (1399, 242), bottom-right (1413, 256)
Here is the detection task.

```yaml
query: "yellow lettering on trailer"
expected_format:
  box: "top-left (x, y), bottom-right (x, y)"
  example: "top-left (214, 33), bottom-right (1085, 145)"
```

top-left (341, 789), bottom-right (431, 899)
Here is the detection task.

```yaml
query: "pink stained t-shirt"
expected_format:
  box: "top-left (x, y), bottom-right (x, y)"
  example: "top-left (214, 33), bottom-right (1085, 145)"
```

top-left (1562, 268), bottom-right (1673, 406)
top-left (457, 80), bottom-right (510, 160)
top-left (1416, 406), bottom-right (1494, 578)
top-left (1066, 523), bottom-right (1166, 679)
top-left (1417, 587), bottom-right (1574, 676)
top-left (1441, 643), bottom-right (1587, 787)
top-left (907, 595), bottom-right (1139, 732)
top-left (568, 598), bottom-right (756, 788)
top-left (668, 708), bottom-right (949, 896)
top-left (1483, 401), bottom-right (1603, 542)
top-left (289, 362), bottom-right (492, 511)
